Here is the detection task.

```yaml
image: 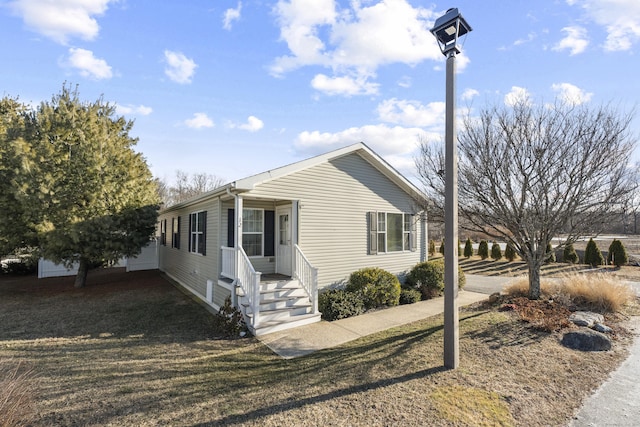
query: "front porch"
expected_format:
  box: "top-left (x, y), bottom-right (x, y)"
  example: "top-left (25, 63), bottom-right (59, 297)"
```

top-left (219, 194), bottom-right (321, 335)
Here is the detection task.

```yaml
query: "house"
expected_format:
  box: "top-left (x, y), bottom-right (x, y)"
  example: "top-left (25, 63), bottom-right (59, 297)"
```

top-left (157, 142), bottom-right (428, 335)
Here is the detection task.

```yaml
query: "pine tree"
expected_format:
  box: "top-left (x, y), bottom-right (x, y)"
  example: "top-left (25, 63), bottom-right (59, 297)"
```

top-left (584, 238), bottom-right (604, 267)
top-left (491, 242), bottom-right (502, 260)
top-left (477, 240), bottom-right (489, 260)
top-left (545, 242), bottom-right (556, 263)
top-left (607, 239), bottom-right (629, 267)
top-left (428, 239), bottom-right (436, 257)
top-left (10, 84), bottom-right (159, 287)
top-left (504, 243), bottom-right (517, 261)
top-left (563, 243), bottom-right (579, 264)
top-left (463, 237), bottom-right (473, 258)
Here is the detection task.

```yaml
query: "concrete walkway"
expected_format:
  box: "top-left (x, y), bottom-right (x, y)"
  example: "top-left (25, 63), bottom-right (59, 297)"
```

top-left (258, 289), bottom-right (488, 359)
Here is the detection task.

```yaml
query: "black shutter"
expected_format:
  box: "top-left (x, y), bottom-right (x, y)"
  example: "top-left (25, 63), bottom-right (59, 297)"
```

top-left (188, 214), bottom-right (192, 252)
top-left (201, 211), bottom-right (207, 256)
top-left (264, 210), bottom-right (275, 257)
top-left (176, 216), bottom-right (181, 249)
top-left (227, 209), bottom-right (235, 247)
top-left (368, 212), bottom-right (377, 255)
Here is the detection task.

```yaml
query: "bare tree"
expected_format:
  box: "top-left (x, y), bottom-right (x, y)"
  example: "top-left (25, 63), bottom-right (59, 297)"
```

top-left (416, 99), bottom-right (637, 299)
top-left (158, 170), bottom-right (226, 207)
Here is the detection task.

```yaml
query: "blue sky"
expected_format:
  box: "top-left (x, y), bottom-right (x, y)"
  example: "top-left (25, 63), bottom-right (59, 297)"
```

top-left (1, 0), bottom-right (639, 185)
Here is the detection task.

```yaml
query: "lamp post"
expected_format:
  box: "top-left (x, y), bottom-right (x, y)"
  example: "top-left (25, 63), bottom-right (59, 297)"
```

top-left (430, 7), bottom-right (472, 370)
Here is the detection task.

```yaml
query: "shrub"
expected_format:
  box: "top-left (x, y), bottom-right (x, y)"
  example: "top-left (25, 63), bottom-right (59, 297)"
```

top-left (215, 296), bottom-right (247, 338)
top-left (563, 243), bottom-right (579, 264)
top-left (406, 259), bottom-right (466, 299)
top-left (545, 242), bottom-right (556, 263)
top-left (345, 267), bottom-right (401, 309)
top-left (1, 258), bottom-right (37, 275)
top-left (584, 238), bottom-right (604, 267)
top-left (490, 242), bottom-right (502, 261)
top-left (607, 239), bottom-right (628, 267)
top-left (477, 240), bottom-right (489, 260)
top-left (504, 243), bottom-right (517, 262)
top-left (399, 288), bottom-right (422, 305)
top-left (428, 239), bottom-right (436, 256)
top-left (439, 240), bottom-right (445, 255)
top-left (318, 288), bottom-right (365, 321)
top-left (463, 237), bottom-right (473, 258)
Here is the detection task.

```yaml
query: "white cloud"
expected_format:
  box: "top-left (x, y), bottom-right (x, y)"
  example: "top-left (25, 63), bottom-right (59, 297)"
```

top-left (116, 104), bottom-right (153, 116)
top-left (164, 50), bottom-right (197, 84)
top-left (311, 73), bottom-right (379, 96)
top-left (229, 116), bottom-right (264, 132)
top-left (553, 26), bottom-right (589, 55)
top-left (294, 124), bottom-right (426, 158)
top-left (461, 88), bottom-right (480, 101)
top-left (551, 82), bottom-right (593, 105)
top-left (223, 2), bottom-right (242, 30)
top-left (397, 76), bottom-right (412, 88)
top-left (8, 0), bottom-right (114, 44)
top-left (567, 0), bottom-right (640, 51)
top-left (504, 86), bottom-right (532, 107)
top-left (271, 0), bottom-right (447, 95)
top-left (65, 48), bottom-right (112, 79)
top-left (377, 98), bottom-right (445, 128)
top-left (185, 113), bottom-right (214, 129)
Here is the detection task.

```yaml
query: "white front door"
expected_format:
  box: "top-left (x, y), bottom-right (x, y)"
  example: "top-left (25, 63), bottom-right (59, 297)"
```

top-left (276, 206), bottom-right (292, 276)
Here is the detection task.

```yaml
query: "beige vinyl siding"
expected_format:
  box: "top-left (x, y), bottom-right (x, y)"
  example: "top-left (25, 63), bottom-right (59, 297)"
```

top-left (158, 198), bottom-right (221, 301)
top-left (248, 152), bottom-right (423, 288)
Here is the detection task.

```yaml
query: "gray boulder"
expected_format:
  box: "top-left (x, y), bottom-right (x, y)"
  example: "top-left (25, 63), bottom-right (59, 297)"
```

top-left (593, 323), bottom-right (613, 334)
top-left (569, 311), bottom-right (604, 328)
top-left (561, 329), bottom-right (612, 351)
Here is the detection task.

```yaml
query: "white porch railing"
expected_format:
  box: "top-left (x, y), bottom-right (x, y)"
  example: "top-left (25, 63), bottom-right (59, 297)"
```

top-left (294, 244), bottom-right (318, 314)
top-left (221, 246), bottom-right (261, 327)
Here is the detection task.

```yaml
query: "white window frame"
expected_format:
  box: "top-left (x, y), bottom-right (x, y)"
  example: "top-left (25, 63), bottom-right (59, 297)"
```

top-left (190, 211), bottom-right (206, 255)
top-left (377, 212), bottom-right (411, 253)
top-left (242, 208), bottom-right (264, 258)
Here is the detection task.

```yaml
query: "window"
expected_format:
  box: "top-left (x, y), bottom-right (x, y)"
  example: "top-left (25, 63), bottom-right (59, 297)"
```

top-left (369, 212), bottom-right (415, 254)
top-left (189, 211), bottom-right (207, 255)
top-left (171, 216), bottom-right (180, 249)
top-left (160, 219), bottom-right (167, 246)
top-left (242, 209), bottom-right (263, 257)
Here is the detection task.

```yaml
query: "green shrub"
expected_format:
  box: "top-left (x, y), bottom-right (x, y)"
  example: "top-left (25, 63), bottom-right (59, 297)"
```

top-left (608, 239), bottom-right (628, 267)
top-left (345, 267), bottom-right (401, 309)
top-left (490, 242), bottom-right (502, 261)
top-left (406, 260), bottom-right (466, 300)
top-left (463, 237), bottom-right (473, 258)
top-left (477, 240), bottom-right (489, 260)
top-left (318, 289), bottom-right (365, 321)
top-left (584, 238), bottom-right (604, 267)
top-left (399, 288), bottom-right (422, 305)
top-left (1, 258), bottom-right (37, 275)
top-left (428, 239), bottom-right (436, 257)
top-left (439, 239), bottom-right (445, 255)
top-left (563, 243), bottom-right (579, 264)
top-left (545, 242), bottom-right (556, 263)
top-left (504, 243), bottom-right (517, 261)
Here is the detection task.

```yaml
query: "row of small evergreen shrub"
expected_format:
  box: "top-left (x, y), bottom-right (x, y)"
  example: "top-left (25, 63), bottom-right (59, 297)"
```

top-left (429, 237), bottom-right (630, 267)
top-left (318, 261), bottom-right (466, 321)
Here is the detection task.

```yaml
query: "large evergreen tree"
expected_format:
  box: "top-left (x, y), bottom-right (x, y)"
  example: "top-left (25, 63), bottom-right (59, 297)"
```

top-left (3, 85), bottom-right (159, 287)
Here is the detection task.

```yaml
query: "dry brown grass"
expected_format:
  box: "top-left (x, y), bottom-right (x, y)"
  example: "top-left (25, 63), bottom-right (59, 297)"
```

top-left (0, 361), bottom-right (37, 427)
top-left (0, 269), bottom-right (637, 426)
top-left (504, 274), bottom-right (637, 313)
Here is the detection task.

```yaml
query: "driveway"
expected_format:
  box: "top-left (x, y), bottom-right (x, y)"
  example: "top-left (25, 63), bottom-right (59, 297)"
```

top-left (464, 274), bottom-right (516, 295)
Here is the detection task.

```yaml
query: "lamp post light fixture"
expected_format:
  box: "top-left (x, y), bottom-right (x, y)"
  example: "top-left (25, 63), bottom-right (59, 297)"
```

top-left (430, 7), bottom-right (472, 370)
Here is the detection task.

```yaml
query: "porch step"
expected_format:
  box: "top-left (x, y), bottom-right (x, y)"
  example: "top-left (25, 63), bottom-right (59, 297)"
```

top-left (240, 278), bottom-right (320, 336)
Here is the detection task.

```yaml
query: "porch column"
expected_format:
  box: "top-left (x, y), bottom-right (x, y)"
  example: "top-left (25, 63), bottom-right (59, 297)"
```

top-left (292, 200), bottom-right (299, 247)
top-left (234, 195), bottom-right (243, 279)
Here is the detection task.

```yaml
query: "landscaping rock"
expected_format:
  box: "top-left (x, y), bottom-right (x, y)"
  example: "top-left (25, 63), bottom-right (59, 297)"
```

top-left (593, 323), bottom-right (613, 334)
top-left (569, 311), bottom-right (604, 328)
top-left (488, 292), bottom-right (501, 304)
top-left (561, 329), bottom-right (612, 351)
